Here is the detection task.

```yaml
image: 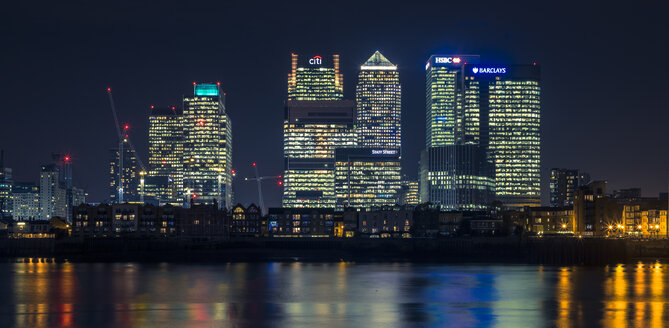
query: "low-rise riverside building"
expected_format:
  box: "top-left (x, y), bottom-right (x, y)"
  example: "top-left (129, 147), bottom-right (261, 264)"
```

top-left (230, 203), bottom-right (261, 237)
top-left (267, 208), bottom-right (342, 237)
top-left (72, 203), bottom-right (227, 239)
top-left (348, 205), bottom-right (413, 238)
top-left (7, 219), bottom-right (55, 238)
top-left (523, 206), bottom-right (574, 235)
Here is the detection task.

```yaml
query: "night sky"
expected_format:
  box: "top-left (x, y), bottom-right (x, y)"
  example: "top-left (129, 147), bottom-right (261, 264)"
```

top-left (2, 0), bottom-right (668, 207)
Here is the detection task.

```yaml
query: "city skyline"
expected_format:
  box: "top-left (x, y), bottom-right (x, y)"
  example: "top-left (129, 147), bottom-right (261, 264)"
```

top-left (3, 1), bottom-right (668, 207)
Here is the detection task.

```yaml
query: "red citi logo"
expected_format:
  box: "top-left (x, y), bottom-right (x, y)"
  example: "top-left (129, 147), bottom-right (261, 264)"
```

top-left (309, 55), bottom-right (323, 65)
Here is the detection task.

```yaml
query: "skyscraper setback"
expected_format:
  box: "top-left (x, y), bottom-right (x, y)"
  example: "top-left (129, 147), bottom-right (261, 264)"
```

top-left (182, 83), bottom-right (233, 209)
top-left (282, 100), bottom-right (357, 208)
top-left (356, 51), bottom-right (401, 150)
top-left (287, 54), bottom-right (343, 100)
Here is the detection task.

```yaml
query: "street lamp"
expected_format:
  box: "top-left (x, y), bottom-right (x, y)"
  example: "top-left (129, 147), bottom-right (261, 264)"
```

top-left (139, 170), bottom-right (146, 203)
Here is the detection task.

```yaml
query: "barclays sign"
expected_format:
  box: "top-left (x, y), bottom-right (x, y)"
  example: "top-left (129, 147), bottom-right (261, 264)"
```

top-left (472, 67), bottom-right (507, 74)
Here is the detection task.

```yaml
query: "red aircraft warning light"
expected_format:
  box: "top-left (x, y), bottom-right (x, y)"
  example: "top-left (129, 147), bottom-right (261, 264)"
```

top-left (252, 162), bottom-right (257, 167)
top-left (64, 156), bottom-right (71, 162)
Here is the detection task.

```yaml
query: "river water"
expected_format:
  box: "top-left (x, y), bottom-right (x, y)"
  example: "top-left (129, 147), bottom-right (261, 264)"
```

top-left (0, 261), bottom-right (666, 327)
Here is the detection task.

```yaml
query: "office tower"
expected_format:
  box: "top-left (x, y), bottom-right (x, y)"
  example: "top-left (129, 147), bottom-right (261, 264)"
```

top-left (287, 53), bottom-right (343, 100)
top-left (419, 145), bottom-right (495, 210)
top-left (40, 164), bottom-right (67, 219)
top-left (0, 150), bottom-right (12, 218)
top-left (109, 139), bottom-right (140, 203)
top-left (422, 55), bottom-right (495, 210)
top-left (550, 168), bottom-right (579, 207)
top-left (148, 106), bottom-right (184, 205)
top-left (282, 100), bottom-right (357, 208)
top-left (12, 182), bottom-right (40, 220)
top-left (334, 148), bottom-right (402, 211)
top-left (356, 51), bottom-right (401, 149)
top-left (183, 83), bottom-right (233, 209)
top-left (425, 55), bottom-right (480, 147)
top-left (475, 64), bottom-right (541, 207)
top-left (398, 179), bottom-right (420, 206)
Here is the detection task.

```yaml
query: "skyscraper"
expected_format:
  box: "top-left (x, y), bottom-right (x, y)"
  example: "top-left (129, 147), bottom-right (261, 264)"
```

top-left (425, 55), bottom-right (480, 147)
top-left (356, 51), bottom-right (401, 150)
top-left (475, 64), bottom-right (541, 207)
top-left (282, 100), bottom-right (357, 208)
top-left (287, 53), bottom-right (343, 100)
top-left (183, 83), bottom-right (233, 209)
top-left (109, 139), bottom-right (139, 203)
top-left (421, 55), bottom-right (495, 210)
top-left (550, 168), bottom-right (580, 207)
top-left (334, 148), bottom-right (402, 211)
top-left (148, 106), bottom-right (184, 205)
top-left (40, 164), bottom-right (67, 219)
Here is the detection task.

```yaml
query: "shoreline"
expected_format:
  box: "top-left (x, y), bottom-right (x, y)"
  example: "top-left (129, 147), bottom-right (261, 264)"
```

top-left (2, 236), bottom-right (667, 265)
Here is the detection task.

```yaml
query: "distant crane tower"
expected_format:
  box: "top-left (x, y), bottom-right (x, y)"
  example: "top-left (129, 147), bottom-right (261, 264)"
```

top-left (243, 162), bottom-right (282, 215)
top-left (106, 88), bottom-right (147, 203)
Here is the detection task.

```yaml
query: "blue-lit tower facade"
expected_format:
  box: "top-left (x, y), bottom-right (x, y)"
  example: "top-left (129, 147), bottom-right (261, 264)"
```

top-left (421, 55), bottom-right (495, 210)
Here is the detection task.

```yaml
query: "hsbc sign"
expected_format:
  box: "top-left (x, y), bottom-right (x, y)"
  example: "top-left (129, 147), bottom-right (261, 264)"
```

top-left (435, 57), bottom-right (462, 64)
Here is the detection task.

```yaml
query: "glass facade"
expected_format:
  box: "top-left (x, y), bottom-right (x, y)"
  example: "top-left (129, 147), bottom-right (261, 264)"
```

top-left (148, 106), bottom-right (183, 205)
top-left (422, 58), bottom-right (541, 209)
top-left (109, 139), bottom-right (139, 203)
top-left (334, 148), bottom-right (402, 211)
top-left (487, 72), bottom-right (541, 207)
top-left (183, 83), bottom-right (233, 209)
top-left (282, 100), bottom-right (357, 208)
top-left (287, 54), bottom-right (343, 100)
top-left (419, 145), bottom-right (495, 210)
top-left (424, 55), bottom-right (480, 147)
top-left (356, 51), bottom-right (401, 150)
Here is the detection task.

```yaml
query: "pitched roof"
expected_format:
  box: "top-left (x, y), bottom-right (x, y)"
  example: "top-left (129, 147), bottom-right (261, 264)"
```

top-left (361, 51), bottom-right (397, 70)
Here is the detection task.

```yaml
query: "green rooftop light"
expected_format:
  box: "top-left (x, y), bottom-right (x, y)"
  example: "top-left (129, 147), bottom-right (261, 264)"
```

top-left (194, 84), bottom-right (219, 96)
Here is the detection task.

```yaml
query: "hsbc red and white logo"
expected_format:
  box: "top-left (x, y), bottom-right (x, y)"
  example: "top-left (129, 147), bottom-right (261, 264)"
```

top-left (435, 57), bottom-right (461, 64)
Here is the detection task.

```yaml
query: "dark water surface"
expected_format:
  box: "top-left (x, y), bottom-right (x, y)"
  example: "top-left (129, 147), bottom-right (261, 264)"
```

top-left (0, 261), bottom-right (667, 327)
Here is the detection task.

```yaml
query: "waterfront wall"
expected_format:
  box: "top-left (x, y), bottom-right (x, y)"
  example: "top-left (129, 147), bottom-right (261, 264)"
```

top-left (1, 237), bottom-right (668, 265)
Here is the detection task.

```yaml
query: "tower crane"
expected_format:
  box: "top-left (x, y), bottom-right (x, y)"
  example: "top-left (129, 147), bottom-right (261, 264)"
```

top-left (106, 88), bottom-right (147, 203)
top-left (243, 162), bottom-right (282, 215)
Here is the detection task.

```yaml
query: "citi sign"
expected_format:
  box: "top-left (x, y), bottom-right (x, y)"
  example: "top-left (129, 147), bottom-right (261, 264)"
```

top-left (309, 55), bottom-right (323, 65)
top-left (472, 67), bottom-right (507, 74)
top-left (434, 57), bottom-right (462, 64)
